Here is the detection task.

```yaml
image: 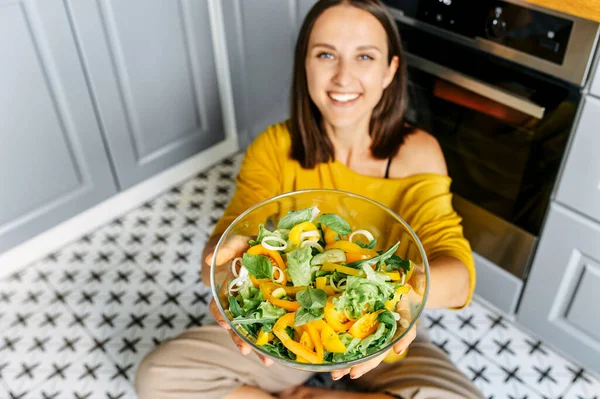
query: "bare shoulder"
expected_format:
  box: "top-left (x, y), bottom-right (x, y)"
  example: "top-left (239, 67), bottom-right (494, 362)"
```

top-left (391, 128), bottom-right (448, 177)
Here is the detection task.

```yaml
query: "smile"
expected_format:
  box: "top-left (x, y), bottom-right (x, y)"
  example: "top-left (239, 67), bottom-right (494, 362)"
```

top-left (328, 92), bottom-right (361, 104)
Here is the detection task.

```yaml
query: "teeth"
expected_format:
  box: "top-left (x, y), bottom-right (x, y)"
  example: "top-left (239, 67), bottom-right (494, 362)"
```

top-left (329, 93), bottom-right (360, 102)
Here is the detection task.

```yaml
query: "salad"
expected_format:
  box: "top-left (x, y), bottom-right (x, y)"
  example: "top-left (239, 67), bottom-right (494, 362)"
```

top-left (224, 206), bottom-right (415, 364)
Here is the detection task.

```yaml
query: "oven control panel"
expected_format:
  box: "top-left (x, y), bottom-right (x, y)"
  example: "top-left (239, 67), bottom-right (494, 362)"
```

top-left (383, 0), bottom-right (573, 65)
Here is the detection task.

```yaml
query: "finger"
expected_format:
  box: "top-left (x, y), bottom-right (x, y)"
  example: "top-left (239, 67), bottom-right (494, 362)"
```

top-left (228, 329), bottom-right (252, 355)
top-left (349, 350), bottom-right (388, 379)
top-left (256, 352), bottom-right (274, 366)
top-left (207, 235), bottom-right (251, 267)
top-left (209, 299), bottom-right (230, 330)
top-left (393, 324), bottom-right (417, 354)
top-left (408, 271), bottom-right (426, 296)
top-left (330, 368), bottom-right (351, 381)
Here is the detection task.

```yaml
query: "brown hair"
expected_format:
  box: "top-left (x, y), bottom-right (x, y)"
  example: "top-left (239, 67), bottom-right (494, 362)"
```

top-left (289, 0), bottom-right (412, 168)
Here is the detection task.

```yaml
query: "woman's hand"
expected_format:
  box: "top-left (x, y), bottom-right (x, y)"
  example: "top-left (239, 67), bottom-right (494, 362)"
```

top-left (203, 235), bottom-right (274, 367)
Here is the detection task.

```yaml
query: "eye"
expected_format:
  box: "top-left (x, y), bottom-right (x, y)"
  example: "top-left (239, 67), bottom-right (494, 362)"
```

top-left (317, 52), bottom-right (335, 60)
top-left (358, 54), bottom-right (374, 61)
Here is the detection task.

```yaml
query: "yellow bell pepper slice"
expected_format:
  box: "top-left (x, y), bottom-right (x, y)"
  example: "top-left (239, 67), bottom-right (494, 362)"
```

top-left (289, 222), bottom-right (320, 245)
top-left (304, 322), bottom-right (324, 361)
top-left (256, 328), bottom-right (274, 346)
top-left (324, 296), bottom-right (355, 332)
top-left (273, 313), bottom-right (322, 364)
top-left (247, 245), bottom-right (287, 285)
top-left (321, 262), bottom-right (361, 277)
top-left (259, 283), bottom-right (302, 312)
top-left (348, 310), bottom-right (385, 339)
top-left (385, 285), bottom-right (411, 311)
top-left (382, 271), bottom-right (401, 281)
top-left (299, 331), bottom-right (314, 350)
top-left (306, 319), bottom-right (328, 333)
top-left (321, 324), bottom-right (347, 353)
top-left (315, 276), bottom-right (336, 296)
top-left (322, 225), bottom-right (340, 245)
top-left (325, 241), bottom-right (378, 259)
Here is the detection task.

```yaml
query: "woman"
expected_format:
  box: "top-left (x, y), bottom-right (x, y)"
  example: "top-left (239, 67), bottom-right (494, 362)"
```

top-left (136, 1), bottom-right (481, 398)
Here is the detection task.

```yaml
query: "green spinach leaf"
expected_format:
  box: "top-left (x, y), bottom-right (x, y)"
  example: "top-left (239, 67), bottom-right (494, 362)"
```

top-left (242, 253), bottom-right (273, 279)
top-left (294, 307), bottom-right (324, 326)
top-left (296, 288), bottom-right (327, 310)
top-left (317, 214), bottom-right (352, 235)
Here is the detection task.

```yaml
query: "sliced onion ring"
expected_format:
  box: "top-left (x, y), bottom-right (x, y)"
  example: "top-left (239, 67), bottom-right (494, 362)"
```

top-left (330, 276), bottom-right (347, 292)
top-left (261, 236), bottom-right (287, 251)
top-left (310, 207), bottom-right (321, 221)
top-left (349, 229), bottom-right (374, 245)
top-left (301, 240), bottom-right (324, 253)
top-left (230, 257), bottom-right (243, 278)
top-left (272, 266), bottom-right (285, 284)
top-left (300, 230), bottom-right (320, 241)
top-left (228, 276), bottom-right (246, 295)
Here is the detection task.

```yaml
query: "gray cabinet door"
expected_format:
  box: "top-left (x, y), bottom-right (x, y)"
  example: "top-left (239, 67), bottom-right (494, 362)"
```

top-left (0, 0), bottom-right (117, 253)
top-left (517, 203), bottom-right (600, 372)
top-left (222, 0), bottom-right (317, 149)
top-left (555, 96), bottom-right (600, 223)
top-left (68, 0), bottom-right (225, 189)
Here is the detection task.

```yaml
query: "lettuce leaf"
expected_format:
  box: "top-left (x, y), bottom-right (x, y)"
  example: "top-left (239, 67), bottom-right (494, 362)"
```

top-left (286, 245), bottom-right (313, 286)
top-left (332, 274), bottom-right (394, 320)
top-left (258, 301), bottom-right (286, 319)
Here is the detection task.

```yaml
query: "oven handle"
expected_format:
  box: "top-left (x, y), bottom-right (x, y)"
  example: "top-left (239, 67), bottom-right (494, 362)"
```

top-left (405, 52), bottom-right (546, 119)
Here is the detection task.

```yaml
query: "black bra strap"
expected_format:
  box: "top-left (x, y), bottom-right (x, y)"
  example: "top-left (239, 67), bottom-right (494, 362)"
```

top-left (384, 157), bottom-right (393, 179)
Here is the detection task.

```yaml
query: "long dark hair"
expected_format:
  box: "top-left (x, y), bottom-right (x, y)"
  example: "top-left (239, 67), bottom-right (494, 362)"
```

top-left (289, 0), bottom-right (411, 169)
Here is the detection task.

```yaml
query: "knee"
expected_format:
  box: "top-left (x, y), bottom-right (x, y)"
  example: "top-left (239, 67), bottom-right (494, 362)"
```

top-left (135, 347), bottom-right (167, 399)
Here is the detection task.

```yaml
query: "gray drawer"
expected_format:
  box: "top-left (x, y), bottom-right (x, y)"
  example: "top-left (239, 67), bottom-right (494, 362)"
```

top-left (473, 252), bottom-right (523, 315)
top-left (556, 96), bottom-right (600, 222)
top-left (517, 203), bottom-right (600, 372)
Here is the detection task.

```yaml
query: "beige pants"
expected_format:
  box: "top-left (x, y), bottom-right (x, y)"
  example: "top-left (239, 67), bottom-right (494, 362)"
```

top-left (135, 323), bottom-right (484, 399)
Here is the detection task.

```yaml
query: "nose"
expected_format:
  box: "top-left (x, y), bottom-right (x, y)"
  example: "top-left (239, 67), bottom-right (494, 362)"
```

top-left (333, 59), bottom-right (353, 86)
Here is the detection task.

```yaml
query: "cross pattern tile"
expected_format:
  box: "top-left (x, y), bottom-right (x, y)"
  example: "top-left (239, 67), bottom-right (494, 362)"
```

top-left (1, 152), bottom-right (599, 399)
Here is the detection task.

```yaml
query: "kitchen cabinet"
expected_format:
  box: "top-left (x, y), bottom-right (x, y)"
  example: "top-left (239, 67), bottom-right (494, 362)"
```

top-left (68, 0), bottom-right (226, 189)
top-left (517, 203), bottom-right (600, 372)
top-left (222, 0), bottom-right (317, 149)
top-left (0, 0), bottom-right (117, 253)
top-left (555, 96), bottom-right (600, 223)
top-left (590, 55), bottom-right (600, 98)
top-left (473, 253), bottom-right (523, 314)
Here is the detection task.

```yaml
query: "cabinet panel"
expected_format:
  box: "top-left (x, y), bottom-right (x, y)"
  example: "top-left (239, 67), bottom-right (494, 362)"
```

top-left (0, 0), bottom-right (117, 253)
top-left (69, 0), bottom-right (225, 189)
top-left (555, 96), bottom-right (600, 222)
top-left (222, 0), bottom-right (299, 149)
top-left (472, 252), bottom-right (522, 314)
top-left (565, 263), bottom-right (600, 342)
top-left (517, 203), bottom-right (600, 372)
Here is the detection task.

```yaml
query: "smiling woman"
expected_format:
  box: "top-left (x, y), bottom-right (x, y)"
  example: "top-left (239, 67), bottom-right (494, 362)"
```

top-left (135, 1), bottom-right (481, 399)
top-left (291, 0), bottom-right (410, 169)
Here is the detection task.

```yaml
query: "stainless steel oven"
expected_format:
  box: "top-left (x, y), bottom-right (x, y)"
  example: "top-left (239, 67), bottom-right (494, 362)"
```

top-left (383, 0), bottom-right (600, 279)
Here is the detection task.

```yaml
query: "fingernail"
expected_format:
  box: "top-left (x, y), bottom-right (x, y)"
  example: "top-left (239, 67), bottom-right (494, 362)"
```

top-left (218, 321), bottom-right (227, 329)
top-left (332, 375), bottom-right (342, 381)
top-left (394, 347), bottom-right (405, 354)
top-left (350, 373), bottom-right (361, 379)
top-left (237, 344), bottom-right (244, 353)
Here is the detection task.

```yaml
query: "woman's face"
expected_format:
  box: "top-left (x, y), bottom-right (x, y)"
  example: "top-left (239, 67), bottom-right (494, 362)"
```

top-left (305, 4), bottom-right (399, 130)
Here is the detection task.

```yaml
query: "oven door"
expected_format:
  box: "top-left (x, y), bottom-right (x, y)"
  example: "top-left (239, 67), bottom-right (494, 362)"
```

top-left (397, 21), bottom-right (581, 279)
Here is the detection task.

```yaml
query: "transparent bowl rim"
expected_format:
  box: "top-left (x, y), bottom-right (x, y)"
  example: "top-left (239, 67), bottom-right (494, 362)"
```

top-left (210, 188), bottom-right (430, 371)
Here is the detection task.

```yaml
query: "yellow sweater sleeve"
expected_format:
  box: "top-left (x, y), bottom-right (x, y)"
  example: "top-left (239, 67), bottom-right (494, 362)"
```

top-left (399, 176), bottom-right (476, 309)
top-left (211, 125), bottom-right (285, 237)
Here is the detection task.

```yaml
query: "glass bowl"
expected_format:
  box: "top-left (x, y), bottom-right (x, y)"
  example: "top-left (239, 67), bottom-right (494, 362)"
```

top-left (210, 188), bottom-right (430, 372)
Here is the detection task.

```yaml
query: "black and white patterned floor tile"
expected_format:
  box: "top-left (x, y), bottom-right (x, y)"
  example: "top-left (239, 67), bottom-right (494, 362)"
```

top-left (1, 153), bottom-right (599, 399)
